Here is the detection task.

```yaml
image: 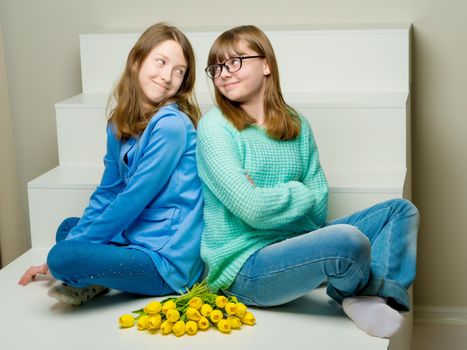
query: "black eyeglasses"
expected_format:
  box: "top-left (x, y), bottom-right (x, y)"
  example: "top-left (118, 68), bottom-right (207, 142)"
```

top-left (205, 55), bottom-right (265, 79)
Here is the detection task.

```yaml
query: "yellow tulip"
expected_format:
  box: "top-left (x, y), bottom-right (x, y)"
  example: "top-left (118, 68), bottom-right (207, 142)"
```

top-left (241, 311), bottom-right (256, 326)
top-left (215, 295), bottom-right (228, 308)
top-left (161, 320), bottom-right (173, 335)
top-left (166, 308), bottom-right (180, 323)
top-left (235, 303), bottom-right (247, 317)
top-left (185, 320), bottom-right (198, 335)
top-left (147, 314), bottom-right (162, 330)
top-left (118, 314), bottom-right (135, 328)
top-left (136, 315), bottom-right (149, 330)
top-left (186, 307), bottom-right (202, 321)
top-left (162, 300), bottom-right (176, 314)
top-left (198, 316), bottom-right (210, 330)
top-left (224, 302), bottom-right (238, 315)
top-left (226, 316), bottom-right (242, 329)
top-left (217, 319), bottom-right (231, 333)
top-left (117, 280), bottom-right (258, 336)
top-left (188, 297), bottom-right (203, 310)
top-left (144, 301), bottom-right (162, 315)
top-left (210, 309), bottom-right (223, 323)
top-left (200, 303), bottom-right (213, 317)
top-left (173, 320), bottom-right (186, 337)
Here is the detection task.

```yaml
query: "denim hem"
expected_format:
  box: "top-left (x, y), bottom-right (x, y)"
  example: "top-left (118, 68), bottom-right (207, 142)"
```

top-left (362, 279), bottom-right (410, 311)
top-left (326, 278), bottom-right (410, 311)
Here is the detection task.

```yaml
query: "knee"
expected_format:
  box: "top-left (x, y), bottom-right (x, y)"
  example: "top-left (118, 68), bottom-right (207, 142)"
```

top-left (47, 241), bottom-right (78, 278)
top-left (401, 199), bottom-right (420, 224)
top-left (388, 199), bottom-right (419, 219)
top-left (389, 199), bottom-right (420, 235)
top-left (56, 217), bottom-right (80, 242)
top-left (331, 224), bottom-right (371, 262)
top-left (318, 225), bottom-right (371, 284)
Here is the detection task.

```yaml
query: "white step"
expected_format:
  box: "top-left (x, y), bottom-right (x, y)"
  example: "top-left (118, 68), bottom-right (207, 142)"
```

top-left (55, 94), bottom-right (108, 166)
top-left (0, 248), bottom-right (389, 350)
top-left (27, 165), bottom-right (102, 248)
top-left (290, 91), bottom-right (409, 168)
top-left (27, 164), bottom-right (406, 248)
top-left (80, 25), bottom-right (410, 95)
top-left (56, 91), bottom-right (408, 168)
top-left (55, 93), bottom-right (206, 166)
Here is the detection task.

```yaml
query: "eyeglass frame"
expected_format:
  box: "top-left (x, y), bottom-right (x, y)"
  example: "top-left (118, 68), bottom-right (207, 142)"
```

top-left (205, 55), bottom-right (265, 79)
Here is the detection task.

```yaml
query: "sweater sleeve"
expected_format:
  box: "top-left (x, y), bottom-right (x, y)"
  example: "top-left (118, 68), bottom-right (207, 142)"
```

top-left (197, 113), bottom-right (317, 231)
top-left (274, 120), bottom-right (329, 232)
top-left (67, 112), bottom-right (187, 243)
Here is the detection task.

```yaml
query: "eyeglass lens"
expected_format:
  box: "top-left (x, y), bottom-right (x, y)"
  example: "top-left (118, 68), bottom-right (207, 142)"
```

top-left (207, 57), bottom-right (242, 78)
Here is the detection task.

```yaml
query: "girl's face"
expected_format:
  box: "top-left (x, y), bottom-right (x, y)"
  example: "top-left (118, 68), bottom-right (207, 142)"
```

top-left (213, 41), bottom-right (270, 107)
top-left (138, 40), bottom-right (187, 112)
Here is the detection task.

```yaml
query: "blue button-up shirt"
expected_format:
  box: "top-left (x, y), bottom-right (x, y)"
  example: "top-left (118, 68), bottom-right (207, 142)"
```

top-left (66, 104), bottom-right (204, 292)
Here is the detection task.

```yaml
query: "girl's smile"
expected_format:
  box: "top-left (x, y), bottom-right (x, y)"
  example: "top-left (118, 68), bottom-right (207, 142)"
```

top-left (153, 80), bottom-right (170, 90)
top-left (222, 81), bottom-right (240, 89)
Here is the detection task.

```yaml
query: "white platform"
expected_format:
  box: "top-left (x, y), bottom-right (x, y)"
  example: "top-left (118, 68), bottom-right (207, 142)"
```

top-left (0, 248), bottom-right (388, 350)
top-left (28, 163), bottom-right (406, 248)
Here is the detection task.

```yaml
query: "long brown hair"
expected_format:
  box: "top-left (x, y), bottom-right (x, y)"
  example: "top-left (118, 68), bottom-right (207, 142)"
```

top-left (110, 23), bottom-right (200, 140)
top-left (207, 25), bottom-right (300, 140)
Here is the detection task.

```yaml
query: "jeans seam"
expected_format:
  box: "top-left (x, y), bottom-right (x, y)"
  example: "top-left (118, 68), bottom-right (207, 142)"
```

top-left (345, 203), bottom-right (400, 279)
top-left (237, 251), bottom-right (258, 278)
top-left (384, 219), bottom-right (392, 277)
top-left (62, 270), bottom-right (154, 283)
top-left (239, 256), bottom-right (367, 282)
top-left (353, 209), bottom-right (387, 244)
top-left (385, 202), bottom-right (403, 278)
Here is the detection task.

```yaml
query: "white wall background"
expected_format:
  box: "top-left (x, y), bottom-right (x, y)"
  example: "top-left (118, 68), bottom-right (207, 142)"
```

top-left (0, 0), bottom-right (466, 309)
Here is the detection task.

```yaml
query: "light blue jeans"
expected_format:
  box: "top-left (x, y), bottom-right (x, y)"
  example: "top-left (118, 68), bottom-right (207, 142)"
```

top-left (47, 218), bottom-right (175, 296)
top-left (225, 199), bottom-right (419, 311)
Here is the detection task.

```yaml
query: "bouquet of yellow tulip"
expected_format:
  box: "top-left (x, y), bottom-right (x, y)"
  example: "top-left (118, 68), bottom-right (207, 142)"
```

top-left (118, 279), bottom-right (256, 336)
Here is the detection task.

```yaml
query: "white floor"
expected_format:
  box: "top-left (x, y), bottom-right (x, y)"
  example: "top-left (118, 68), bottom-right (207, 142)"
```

top-left (0, 248), bottom-right (389, 350)
top-left (412, 323), bottom-right (467, 350)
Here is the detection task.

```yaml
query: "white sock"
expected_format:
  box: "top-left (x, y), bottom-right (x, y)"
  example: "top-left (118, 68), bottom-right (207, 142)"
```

top-left (342, 296), bottom-right (404, 338)
top-left (48, 284), bottom-right (108, 306)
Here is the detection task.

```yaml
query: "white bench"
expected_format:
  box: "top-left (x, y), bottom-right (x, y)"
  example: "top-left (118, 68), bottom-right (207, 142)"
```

top-left (1, 25), bottom-right (413, 349)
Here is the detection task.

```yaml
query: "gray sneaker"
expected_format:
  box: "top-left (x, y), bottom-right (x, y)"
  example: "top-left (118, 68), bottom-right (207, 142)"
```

top-left (47, 284), bottom-right (108, 305)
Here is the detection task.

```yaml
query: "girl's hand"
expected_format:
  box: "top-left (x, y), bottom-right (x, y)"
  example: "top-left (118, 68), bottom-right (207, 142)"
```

top-left (18, 263), bottom-right (49, 286)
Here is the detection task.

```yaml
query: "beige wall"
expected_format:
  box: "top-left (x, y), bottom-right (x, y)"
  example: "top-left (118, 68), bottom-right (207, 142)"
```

top-left (0, 24), bottom-right (28, 266)
top-left (0, 0), bottom-right (466, 308)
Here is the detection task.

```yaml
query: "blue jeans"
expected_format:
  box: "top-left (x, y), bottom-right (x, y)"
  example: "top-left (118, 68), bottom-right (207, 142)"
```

top-left (225, 199), bottom-right (419, 311)
top-left (47, 217), bottom-right (175, 296)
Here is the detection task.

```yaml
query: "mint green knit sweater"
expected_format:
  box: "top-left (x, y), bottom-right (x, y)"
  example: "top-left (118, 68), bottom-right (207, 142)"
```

top-left (197, 107), bottom-right (329, 292)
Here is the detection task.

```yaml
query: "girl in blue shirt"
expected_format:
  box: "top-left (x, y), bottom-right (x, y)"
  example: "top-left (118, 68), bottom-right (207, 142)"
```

top-left (18, 23), bottom-right (205, 305)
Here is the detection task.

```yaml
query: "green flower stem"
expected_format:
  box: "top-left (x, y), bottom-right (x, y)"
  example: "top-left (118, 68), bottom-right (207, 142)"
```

top-left (130, 279), bottom-right (238, 322)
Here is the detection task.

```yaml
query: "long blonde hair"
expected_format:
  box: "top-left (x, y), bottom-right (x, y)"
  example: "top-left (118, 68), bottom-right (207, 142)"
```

top-left (207, 25), bottom-right (300, 140)
top-left (110, 23), bottom-right (200, 140)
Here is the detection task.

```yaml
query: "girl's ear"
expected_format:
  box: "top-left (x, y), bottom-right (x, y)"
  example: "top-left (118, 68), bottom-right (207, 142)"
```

top-left (263, 60), bottom-right (271, 76)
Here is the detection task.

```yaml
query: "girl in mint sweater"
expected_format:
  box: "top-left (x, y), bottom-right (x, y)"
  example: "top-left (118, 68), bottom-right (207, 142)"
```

top-left (197, 25), bottom-right (419, 339)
